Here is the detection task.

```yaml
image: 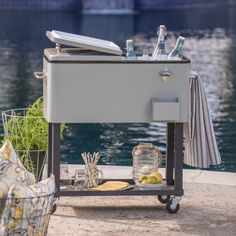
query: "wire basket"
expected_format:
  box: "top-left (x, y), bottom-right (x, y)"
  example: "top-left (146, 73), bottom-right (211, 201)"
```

top-left (2, 108), bottom-right (48, 182)
top-left (0, 193), bottom-right (55, 236)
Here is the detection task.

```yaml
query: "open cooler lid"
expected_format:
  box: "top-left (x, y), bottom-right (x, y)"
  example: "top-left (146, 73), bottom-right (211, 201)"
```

top-left (46, 30), bottom-right (122, 55)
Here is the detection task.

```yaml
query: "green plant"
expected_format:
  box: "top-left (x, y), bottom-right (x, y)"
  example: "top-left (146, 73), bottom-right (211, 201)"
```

top-left (4, 97), bottom-right (66, 174)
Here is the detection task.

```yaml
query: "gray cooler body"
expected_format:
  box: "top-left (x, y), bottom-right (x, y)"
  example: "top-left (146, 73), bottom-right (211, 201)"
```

top-left (42, 49), bottom-right (190, 123)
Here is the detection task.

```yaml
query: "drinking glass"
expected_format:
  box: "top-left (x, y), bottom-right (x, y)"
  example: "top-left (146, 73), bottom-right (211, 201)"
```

top-left (84, 167), bottom-right (103, 188)
top-left (142, 47), bottom-right (150, 58)
top-left (74, 169), bottom-right (86, 191)
top-left (60, 162), bottom-right (69, 189)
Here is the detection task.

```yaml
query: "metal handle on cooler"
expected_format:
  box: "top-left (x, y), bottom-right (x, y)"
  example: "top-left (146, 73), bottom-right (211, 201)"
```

top-left (34, 71), bottom-right (47, 80)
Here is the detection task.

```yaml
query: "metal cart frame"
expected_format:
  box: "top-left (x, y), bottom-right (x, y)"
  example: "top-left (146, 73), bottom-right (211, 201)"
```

top-left (47, 122), bottom-right (184, 213)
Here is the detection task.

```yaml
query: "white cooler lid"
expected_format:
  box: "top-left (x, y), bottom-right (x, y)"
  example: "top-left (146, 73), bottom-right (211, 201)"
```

top-left (46, 30), bottom-right (122, 55)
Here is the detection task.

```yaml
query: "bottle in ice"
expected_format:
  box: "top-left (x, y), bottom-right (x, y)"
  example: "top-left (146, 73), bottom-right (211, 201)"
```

top-left (152, 25), bottom-right (167, 60)
top-left (126, 39), bottom-right (136, 58)
top-left (168, 36), bottom-right (185, 60)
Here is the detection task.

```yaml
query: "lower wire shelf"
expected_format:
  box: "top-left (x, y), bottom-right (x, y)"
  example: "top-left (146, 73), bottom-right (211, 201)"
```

top-left (59, 179), bottom-right (183, 196)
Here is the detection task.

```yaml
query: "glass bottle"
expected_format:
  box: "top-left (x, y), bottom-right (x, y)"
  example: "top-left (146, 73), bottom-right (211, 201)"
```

top-left (132, 143), bottom-right (162, 183)
top-left (126, 39), bottom-right (136, 59)
top-left (168, 36), bottom-right (185, 60)
top-left (152, 25), bottom-right (167, 60)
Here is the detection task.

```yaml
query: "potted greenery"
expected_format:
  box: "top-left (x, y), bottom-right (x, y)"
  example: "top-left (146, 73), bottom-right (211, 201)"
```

top-left (2, 97), bottom-right (66, 180)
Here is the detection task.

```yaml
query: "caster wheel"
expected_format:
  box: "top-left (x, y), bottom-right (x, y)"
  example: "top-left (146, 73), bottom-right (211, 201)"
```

top-left (158, 195), bottom-right (170, 204)
top-left (166, 199), bottom-right (180, 214)
top-left (51, 204), bottom-right (57, 214)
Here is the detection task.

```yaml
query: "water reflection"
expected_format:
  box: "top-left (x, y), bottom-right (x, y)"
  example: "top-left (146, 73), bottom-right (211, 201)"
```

top-left (0, 7), bottom-right (235, 171)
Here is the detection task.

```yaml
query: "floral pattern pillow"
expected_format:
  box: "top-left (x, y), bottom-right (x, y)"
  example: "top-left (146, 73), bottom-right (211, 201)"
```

top-left (0, 140), bottom-right (36, 216)
top-left (2, 175), bottom-right (55, 236)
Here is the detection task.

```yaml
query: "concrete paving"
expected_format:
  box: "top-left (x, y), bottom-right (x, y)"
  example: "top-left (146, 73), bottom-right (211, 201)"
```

top-left (48, 167), bottom-right (236, 236)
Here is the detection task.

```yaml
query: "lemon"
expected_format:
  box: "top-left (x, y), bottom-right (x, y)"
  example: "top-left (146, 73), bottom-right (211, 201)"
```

top-left (138, 175), bottom-right (148, 183)
top-left (151, 172), bottom-right (163, 184)
top-left (147, 176), bottom-right (158, 184)
top-left (142, 179), bottom-right (148, 184)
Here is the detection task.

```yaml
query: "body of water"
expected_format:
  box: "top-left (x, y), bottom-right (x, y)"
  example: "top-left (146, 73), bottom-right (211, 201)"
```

top-left (0, 7), bottom-right (235, 172)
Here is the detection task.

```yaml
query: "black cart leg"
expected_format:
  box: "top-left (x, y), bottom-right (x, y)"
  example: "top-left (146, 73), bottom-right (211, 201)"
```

top-left (174, 123), bottom-right (184, 192)
top-left (166, 123), bottom-right (175, 185)
top-left (48, 123), bottom-right (53, 177)
top-left (159, 123), bottom-right (175, 204)
top-left (52, 123), bottom-right (61, 196)
top-left (165, 123), bottom-right (184, 213)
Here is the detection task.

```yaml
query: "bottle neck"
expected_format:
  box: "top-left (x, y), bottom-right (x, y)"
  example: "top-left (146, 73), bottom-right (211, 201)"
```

top-left (174, 37), bottom-right (185, 50)
top-left (126, 40), bottom-right (136, 58)
top-left (152, 25), bottom-right (167, 59)
top-left (168, 37), bottom-right (185, 59)
top-left (157, 28), bottom-right (166, 51)
top-left (126, 40), bottom-right (134, 51)
top-left (158, 28), bottom-right (166, 43)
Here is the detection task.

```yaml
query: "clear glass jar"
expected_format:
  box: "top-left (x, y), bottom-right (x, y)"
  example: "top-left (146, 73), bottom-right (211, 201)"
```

top-left (132, 143), bottom-right (162, 182)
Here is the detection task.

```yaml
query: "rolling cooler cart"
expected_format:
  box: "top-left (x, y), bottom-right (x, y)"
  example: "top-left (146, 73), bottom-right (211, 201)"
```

top-left (35, 30), bottom-right (190, 213)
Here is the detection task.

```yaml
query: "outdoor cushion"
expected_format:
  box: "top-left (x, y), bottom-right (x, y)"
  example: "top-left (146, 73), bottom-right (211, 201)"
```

top-left (1, 175), bottom-right (55, 236)
top-left (0, 140), bottom-right (36, 216)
